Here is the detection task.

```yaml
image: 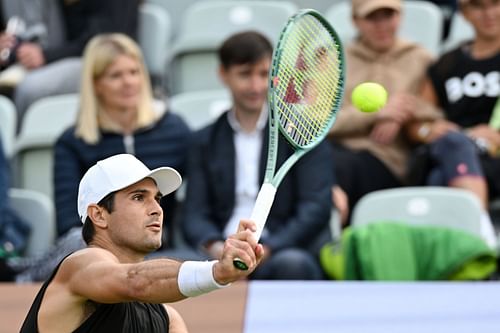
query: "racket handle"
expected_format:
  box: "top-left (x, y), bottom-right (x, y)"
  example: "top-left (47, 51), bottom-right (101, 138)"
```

top-left (233, 183), bottom-right (277, 271)
top-left (250, 183), bottom-right (277, 241)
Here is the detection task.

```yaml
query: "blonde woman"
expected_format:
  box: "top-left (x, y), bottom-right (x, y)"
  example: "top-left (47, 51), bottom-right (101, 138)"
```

top-left (54, 33), bottom-right (191, 239)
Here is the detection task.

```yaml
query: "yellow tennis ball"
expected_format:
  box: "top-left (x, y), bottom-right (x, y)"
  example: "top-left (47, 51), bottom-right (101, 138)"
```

top-left (351, 82), bottom-right (388, 113)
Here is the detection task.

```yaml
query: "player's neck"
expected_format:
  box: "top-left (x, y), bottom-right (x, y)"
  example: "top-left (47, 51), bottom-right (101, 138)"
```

top-left (90, 238), bottom-right (145, 263)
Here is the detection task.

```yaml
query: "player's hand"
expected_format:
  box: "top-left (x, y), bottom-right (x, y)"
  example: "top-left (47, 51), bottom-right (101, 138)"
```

top-left (16, 42), bottom-right (45, 69)
top-left (213, 220), bottom-right (264, 285)
top-left (204, 240), bottom-right (224, 260)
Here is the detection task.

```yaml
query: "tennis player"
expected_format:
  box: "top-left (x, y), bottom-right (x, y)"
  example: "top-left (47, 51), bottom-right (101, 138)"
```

top-left (20, 154), bottom-right (263, 332)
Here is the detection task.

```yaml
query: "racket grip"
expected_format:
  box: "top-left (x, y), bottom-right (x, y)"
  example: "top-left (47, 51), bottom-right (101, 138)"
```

top-left (233, 183), bottom-right (276, 271)
top-left (250, 183), bottom-right (277, 241)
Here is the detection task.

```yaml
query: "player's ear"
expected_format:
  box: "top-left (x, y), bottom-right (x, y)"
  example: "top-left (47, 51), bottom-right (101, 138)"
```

top-left (87, 204), bottom-right (108, 229)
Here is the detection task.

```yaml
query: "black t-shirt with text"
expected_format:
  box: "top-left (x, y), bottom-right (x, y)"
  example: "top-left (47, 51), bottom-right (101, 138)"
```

top-left (428, 43), bottom-right (500, 128)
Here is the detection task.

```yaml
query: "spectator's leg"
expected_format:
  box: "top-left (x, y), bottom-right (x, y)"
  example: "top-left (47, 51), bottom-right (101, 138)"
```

top-left (429, 132), bottom-right (497, 248)
top-left (250, 248), bottom-right (323, 280)
top-left (428, 132), bottom-right (488, 207)
top-left (331, 143), bottom-right (402, 224)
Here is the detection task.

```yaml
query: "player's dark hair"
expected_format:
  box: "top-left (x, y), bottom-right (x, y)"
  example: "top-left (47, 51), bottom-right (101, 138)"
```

top-left (82, 191), bottom-right (116, 244)
top-left (218, 30), bottom-right (273, 69)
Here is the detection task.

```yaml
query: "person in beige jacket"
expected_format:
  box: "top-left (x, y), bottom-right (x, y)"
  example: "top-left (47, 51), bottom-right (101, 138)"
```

top-left (329, 0), bottom-right (440, 224)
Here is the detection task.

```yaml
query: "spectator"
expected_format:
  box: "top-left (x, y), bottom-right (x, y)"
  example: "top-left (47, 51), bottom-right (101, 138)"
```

top-left (328, 0), bottom-right (438, 223)
top-left (181, 31), bottom-right (334, 280)
top-left (7, 33), bottom-right (195, 282)
top-left (0, 0), bottom-right (64, 97)
top-left (406, 0), bottom-right (499, 247)
top-left (0, 0), bottom-right (140, 122)
top-left (54, 32), bottom-right (190, 239)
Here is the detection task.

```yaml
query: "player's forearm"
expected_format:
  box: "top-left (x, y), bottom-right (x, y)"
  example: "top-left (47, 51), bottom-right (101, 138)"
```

top-left (124, 258), bottom-right (186, 303)
top-left (125, 258), bottom-right (229, 303)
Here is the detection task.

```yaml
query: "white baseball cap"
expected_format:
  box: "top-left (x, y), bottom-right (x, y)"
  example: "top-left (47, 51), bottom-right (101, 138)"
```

top-left (77, 154), bottom-right (182, 223)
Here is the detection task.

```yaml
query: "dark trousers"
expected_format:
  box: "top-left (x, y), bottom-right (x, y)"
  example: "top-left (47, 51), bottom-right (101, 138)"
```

top-left (331, 143), bottom-right (402, 224)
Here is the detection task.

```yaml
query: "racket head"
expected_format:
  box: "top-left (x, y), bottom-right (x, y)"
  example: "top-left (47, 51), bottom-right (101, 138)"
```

top-left (269, 9), bottom-right (345, 150)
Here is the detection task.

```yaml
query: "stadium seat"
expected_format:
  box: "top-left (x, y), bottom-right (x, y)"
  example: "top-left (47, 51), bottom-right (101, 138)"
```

top-left (0, 95), bottom-right (16, 159)
top-left (9, 188), bottom-right (55, 256)
top-left (145, 0), bottom-right (201, 39)
top-left (351, 187), bottom-right (486, 240)
top-left (248, 0), bottom-right (343, 14)
top-left (339, 187), bottom-right (498, 280)
top-left (168, 0), bottom-right (298, 94)
top-left (138, 2), bottom-right (172, 88)
top-left (441, 11), bottom-right (474, 53)
top-left (14, 94), bottom-right (79, 199)
top-left (325, 0), bottom-right (444, 55)
top-left (168, 89), bottom-right (231, 131)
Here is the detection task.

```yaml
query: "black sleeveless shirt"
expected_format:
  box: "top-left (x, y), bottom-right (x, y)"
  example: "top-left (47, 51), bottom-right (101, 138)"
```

top-left (20, 257), bottom-right (170, 333)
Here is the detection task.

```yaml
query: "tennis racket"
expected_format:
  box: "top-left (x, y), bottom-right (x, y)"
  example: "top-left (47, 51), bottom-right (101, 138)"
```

top-left (233, 9), bottom-right (345, 270)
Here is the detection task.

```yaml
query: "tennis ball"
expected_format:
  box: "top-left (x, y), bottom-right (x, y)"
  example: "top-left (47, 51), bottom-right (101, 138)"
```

top-left (351, 82), bottom-right (388, 113)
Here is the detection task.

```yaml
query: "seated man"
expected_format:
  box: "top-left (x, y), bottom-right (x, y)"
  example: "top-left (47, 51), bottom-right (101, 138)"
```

top-left (181, 31), bottom-right (334, 280)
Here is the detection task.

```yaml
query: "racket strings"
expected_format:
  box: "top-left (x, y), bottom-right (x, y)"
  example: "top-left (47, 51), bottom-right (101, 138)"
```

top-left (274, 15), bottom-right (343, 147)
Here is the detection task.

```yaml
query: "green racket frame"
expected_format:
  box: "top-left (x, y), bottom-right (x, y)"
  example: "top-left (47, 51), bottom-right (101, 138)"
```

top-left (233, 9), bottom-right (345, 271)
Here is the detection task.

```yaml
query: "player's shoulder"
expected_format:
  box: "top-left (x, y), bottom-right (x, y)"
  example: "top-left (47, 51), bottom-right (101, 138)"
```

top-left (67, 247), bottom-right (119, 264)
top-left (57, 248), bottom-right (119, 278)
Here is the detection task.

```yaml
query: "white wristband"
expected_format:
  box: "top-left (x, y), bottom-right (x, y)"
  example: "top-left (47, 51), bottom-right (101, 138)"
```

top-left (177, 260), bottom-right (229, 297)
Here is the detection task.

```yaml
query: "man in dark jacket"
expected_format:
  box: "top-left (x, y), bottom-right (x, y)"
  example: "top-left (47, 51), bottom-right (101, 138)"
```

top-left (181, 31), bottom-right (335, 280)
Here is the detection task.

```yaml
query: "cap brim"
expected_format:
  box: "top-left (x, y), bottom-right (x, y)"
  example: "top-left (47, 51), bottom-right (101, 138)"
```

top-left (148, 167), bottom-right (182, 197)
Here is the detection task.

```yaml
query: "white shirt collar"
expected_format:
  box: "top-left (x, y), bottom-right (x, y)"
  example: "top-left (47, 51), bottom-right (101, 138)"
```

top-left (227, 105), bottom-right (268, 133)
